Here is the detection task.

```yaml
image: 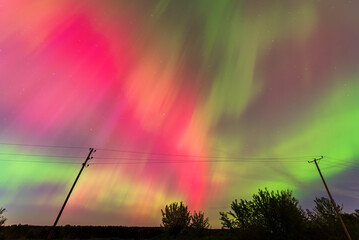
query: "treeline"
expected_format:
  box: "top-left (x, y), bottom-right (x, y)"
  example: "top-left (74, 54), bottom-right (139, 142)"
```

top-left (160, 188), bottom-right (359, 239)
top-left (0, 225), bottom-right (163, 239)
top-left (221, 189), bottom-right (359, 240)
top-left (1, 189), bottom-right (359, 239)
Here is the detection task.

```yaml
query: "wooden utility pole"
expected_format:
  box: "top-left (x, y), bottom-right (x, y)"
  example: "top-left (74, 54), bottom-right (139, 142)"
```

top-left (309, 156), bottom-right (351, 240)
top-left (48, 147), bottom-right (96, 239)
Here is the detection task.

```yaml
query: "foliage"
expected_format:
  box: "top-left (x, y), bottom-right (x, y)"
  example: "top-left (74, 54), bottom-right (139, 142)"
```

top-left (0, 207), bottom-right (6, 240)
top-left (220, 188), bottom-right (306, 239)
top-left (220, 199), bottom-right (254, 230)
top-left (305, 197), bottom-right (356, 240)
top-left (306, 197), bottom-right (342, 226)
top-left (191, 211), bottom-right (210, 229)
top-left (0, 208), bottom-right (6, 226)
top-left (354, 209), bottom-right (359, 217)
top-left (161, 202), bottom-right (191, 235)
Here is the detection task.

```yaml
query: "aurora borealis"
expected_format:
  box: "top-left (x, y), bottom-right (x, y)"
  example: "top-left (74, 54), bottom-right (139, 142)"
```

top-left (0, 0), bottom-right (359, 227)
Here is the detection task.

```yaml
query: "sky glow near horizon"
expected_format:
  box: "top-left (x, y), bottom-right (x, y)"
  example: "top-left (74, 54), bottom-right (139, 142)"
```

top-left (0, 0), bottom-right (359, 227)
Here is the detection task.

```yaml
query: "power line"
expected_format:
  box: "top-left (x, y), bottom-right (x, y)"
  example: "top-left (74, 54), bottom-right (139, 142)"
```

top-left (0, 157), bottom-right (309, 165)
top-left (0, 142), bottom-right (88, 150)
top-left (325, 156), bottom-right (358, 164)
top-left (95, 155), bottom-right (312, 160)
top-left (323, 160), bottom-right (359, 167)
top-left (0, 152), bottom-right (312, 163)
top-left (0, 159), bottom-right (81, 164)
top-left (2, 142), bottom-right (357, 165)
top-left (0, 152), bottom-right (83, 159)
top-left (0, 141), bottom-right (318, 160)
top-left (92, 157), bottom-right (309, 164)
top-left (96, 147), bottom-right (317, 159)
top-left (320, 156), bottom-right (359, 170)
top-left (90, 160), bottom-right (306, 165)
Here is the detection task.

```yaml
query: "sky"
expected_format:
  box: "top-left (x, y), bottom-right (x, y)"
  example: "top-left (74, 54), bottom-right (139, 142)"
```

top-left (0, 0), bottom-right (358, 228)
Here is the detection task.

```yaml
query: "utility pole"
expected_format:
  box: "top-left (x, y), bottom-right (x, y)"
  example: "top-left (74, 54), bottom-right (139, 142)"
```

top-left (309, 156), bottom-right (351, 240)
top-left (48, 147), bottom-right (96, 239)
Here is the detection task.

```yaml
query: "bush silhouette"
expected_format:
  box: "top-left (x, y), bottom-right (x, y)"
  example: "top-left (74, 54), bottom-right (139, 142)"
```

top-left (161, 202), bottom-right (191, 235)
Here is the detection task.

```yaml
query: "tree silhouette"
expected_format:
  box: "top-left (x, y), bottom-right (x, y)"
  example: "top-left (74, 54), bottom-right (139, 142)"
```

top-left (306, 197), bottom-right (352, 239)
top-left (0, 208), bottom-right (6, 226)
top-left (220, 188), bottom-right (306, 239)
top-left (191, 211), bottom-right (210, 229)
top-left (306, 197), bottom-right (342, 226)
top-left (161, 202), bottom-right (191, 235)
